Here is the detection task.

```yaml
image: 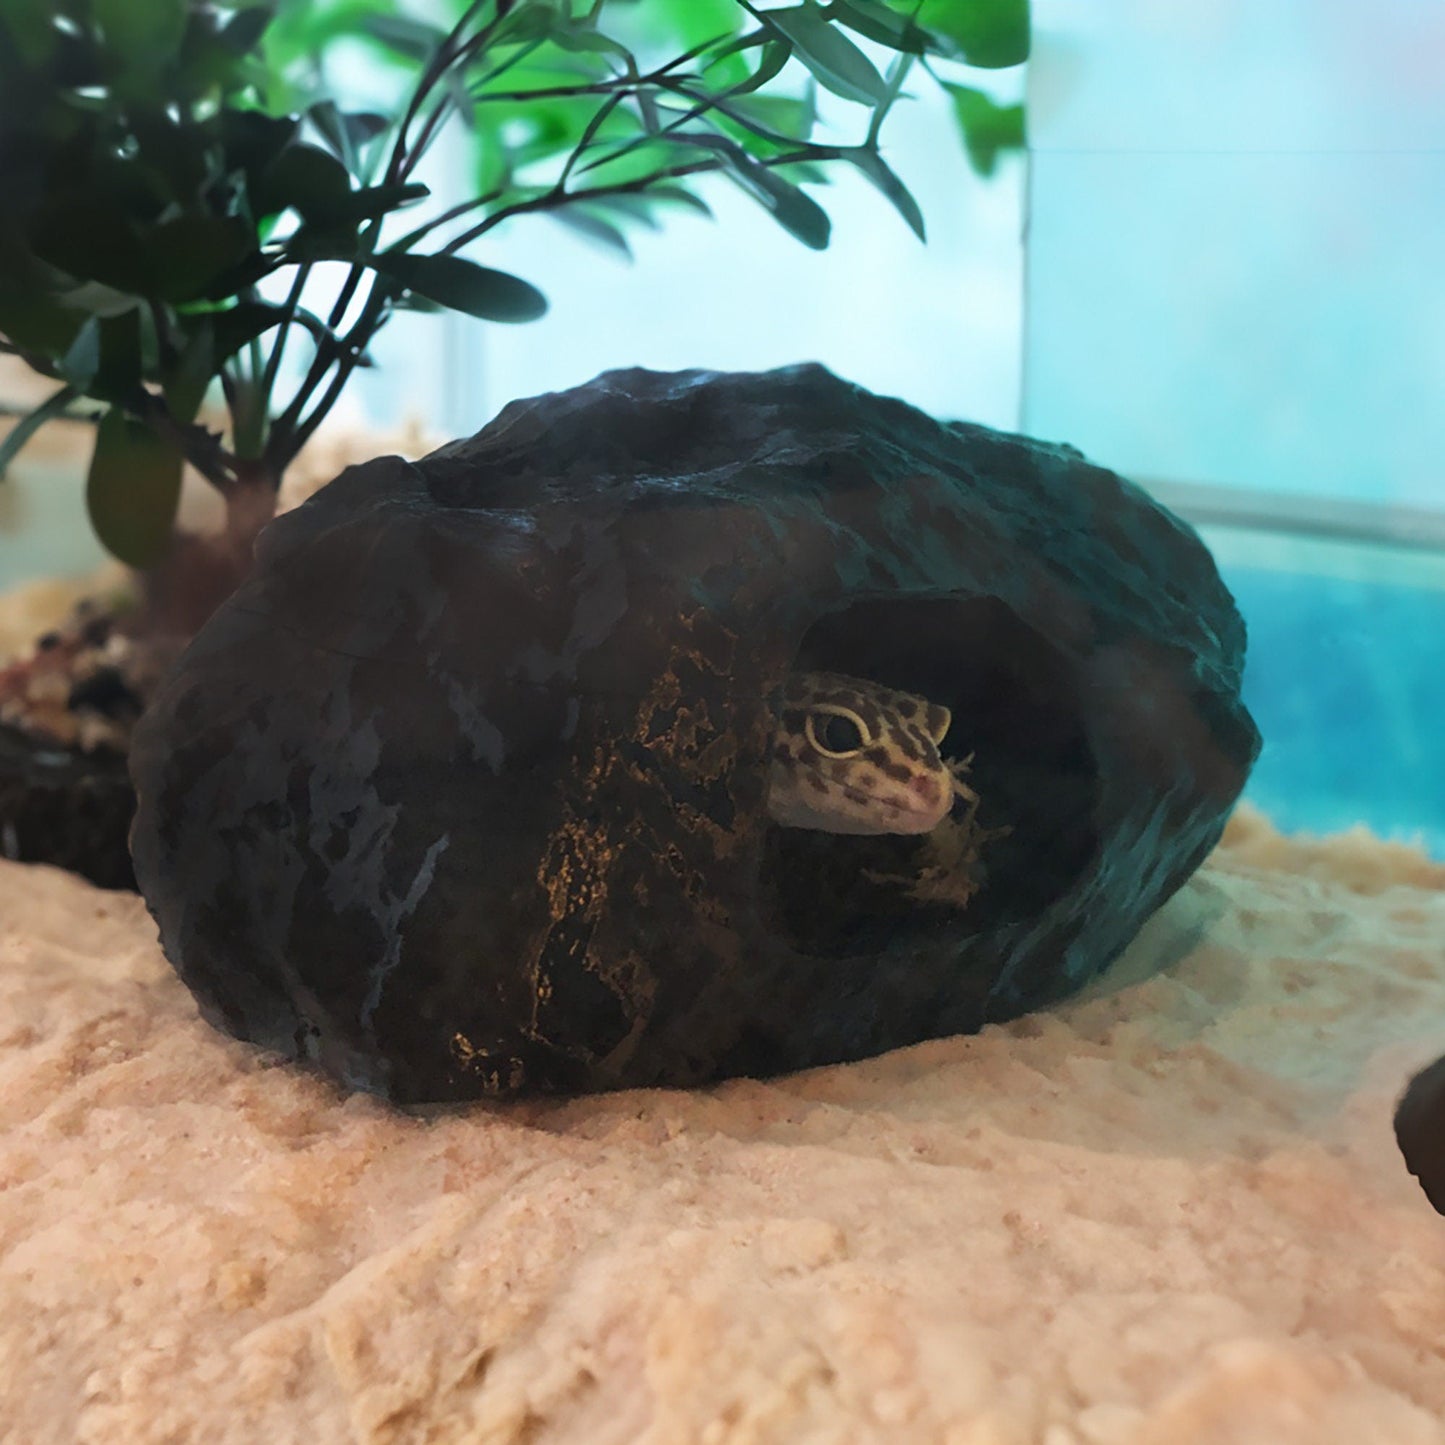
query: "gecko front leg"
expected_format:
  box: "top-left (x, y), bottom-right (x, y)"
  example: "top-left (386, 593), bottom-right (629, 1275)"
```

top-left (947, 752), bottom-right (981, 831)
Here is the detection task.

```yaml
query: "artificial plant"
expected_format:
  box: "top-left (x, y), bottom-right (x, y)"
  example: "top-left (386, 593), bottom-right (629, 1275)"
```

top-left (0, 0), bottom-right (1027, 585)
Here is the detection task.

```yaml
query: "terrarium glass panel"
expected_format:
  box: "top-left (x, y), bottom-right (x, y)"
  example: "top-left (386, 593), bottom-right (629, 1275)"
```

top-left (1024, 0), bottom-right (1445, 854)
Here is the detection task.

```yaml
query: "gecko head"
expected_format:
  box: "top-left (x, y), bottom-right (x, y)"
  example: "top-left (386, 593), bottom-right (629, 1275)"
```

top-left (768, 672), bottom-right (957, 836)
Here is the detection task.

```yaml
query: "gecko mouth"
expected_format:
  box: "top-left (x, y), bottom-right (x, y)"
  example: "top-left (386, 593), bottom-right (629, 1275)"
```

top-left (801, 772), bottom-right (951, 834)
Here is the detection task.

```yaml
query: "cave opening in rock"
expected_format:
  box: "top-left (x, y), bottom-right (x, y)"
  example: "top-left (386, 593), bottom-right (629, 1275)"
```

top-left (759, 596), bottom-right (1101, 958)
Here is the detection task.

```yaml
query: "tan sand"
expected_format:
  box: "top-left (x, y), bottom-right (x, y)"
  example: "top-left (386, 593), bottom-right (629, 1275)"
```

top-left (2, 803), bottom-right (1444, 1444)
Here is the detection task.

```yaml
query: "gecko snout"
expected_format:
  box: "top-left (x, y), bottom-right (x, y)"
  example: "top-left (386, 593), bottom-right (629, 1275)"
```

top-left (907, 774), bottom-right (952, 826)
top-left (910, 775), bottom-right (942, 805)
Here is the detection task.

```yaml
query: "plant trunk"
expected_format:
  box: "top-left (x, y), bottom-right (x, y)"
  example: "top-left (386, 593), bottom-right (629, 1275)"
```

top-left (0, 459), bottom-right (284, 888)
top-left (136, 460), bottom-right (280, 642)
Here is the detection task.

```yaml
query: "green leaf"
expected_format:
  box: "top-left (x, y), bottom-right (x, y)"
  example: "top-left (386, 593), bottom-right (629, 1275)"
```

top-left (676, 134), bottom-right (831, 250)
top-left (581, 188), bottom-right (713, 232)
top-left (473, 115), bottom-right (514, 193)
top-left (93, 0), bottom-right (187, 70)
top-left (261, 0), bottom-right (402, 69)
top-left (549, 26), bottom-right (634, 64)
top-left (631, 0), bottom-right (740, 49)
top-left (902, 0), bottom-right (1029, 68)
top-left (221, 110), bottom-right (301, 180)
top-left (583, 192), bottom-right (660, 231)
top-left (848, 149), bottom-right (925, 241)
top-left (163, 320), bottom-right (215, 425)
top-left (144, 216), bottom-right (256, 302)
top-left (92, 308), bottom-right (145, 401)
top-left (760, 2), bottom-right (888, 105)
top-left (441, 67), bottom-right (477, 131)
top-left (488, 4), bottom-right (558, 47)
top-left (288, 181), bottom-right (430, 231)
top-left (308, 101), bottom-right (351, 162)
top-left (392, 291), bottom-right (444, 314)
top-left (54, 282), bottom-right (143, 319)
top-left (218, 5), bottom-right (274, 56)
top-left (547, 207), bottom-right (632, 260)
top-left (770, 157), bottom-right (830, 184)
top-left (360, 12), bottom-right (448, 62)
top-left (368, 253), bottom-right (547, 323)
top-left (646, 185), bottom-right (713, 218)
top-left (740, 168), bottom-right (831, 250)
top-left (197, 248), bottom-right (275, 302)
top-left (210, 300), bottom-right (288, 361)
top-left (253, 143), bottom-right (354, 222)
top-left (723, 93), bottom-right (815, 140)
top-left (822, 0), bottom-right (930, 54)
top-left (173, 8), bottom-right (255, 98)
top-left (0, 278), bottom-right (86, 356)
top-left (346, 111), bottom-right (392, 144)
top-left (942, 83), bottom-right (1026, 176)
top-left (0, 385), bottom-right (79, 480)
top-left (730, 39), bottom-right (793, 96)
top-left (283, 223), bottom-right (365, 264)
top-left (86, 408), bottom-right (184, 569)
top-left (30, 199), bottom-right (154, 295)
top-left (128, 111), bottom-right (214, 200)
top-left (309, 101), bottom-right (390, 169)
top-left (0, 0), bottom-right (58, 66)
top-left (59, 318), bottom-right (101, 390)
top-left (136, 303), bottom-right (161, 380)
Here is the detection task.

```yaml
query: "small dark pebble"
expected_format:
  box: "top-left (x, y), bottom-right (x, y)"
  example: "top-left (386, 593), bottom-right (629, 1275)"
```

top-left (80, 616), bottom-right (113, 648)
top-left (67, 667), bottom-right (140, 719)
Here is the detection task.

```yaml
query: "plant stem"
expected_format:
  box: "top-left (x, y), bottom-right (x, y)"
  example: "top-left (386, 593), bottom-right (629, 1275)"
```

top-left (461, 25), bottom-right (742, 110)
top-left (398, 33), bottom-right (760, 245)
top-left (387, 0), bottom-right (500, 189)
top-left (235, 335), bottom-right (267, 460)
top-left (388, 184), bottom-right (514, 256)
top-left (570, 63), bottom-right (782, 181)
top-left (276, 3), bottom-right (518, 456)
top-left (466, 77), bottom-right (649, 104)
top-left (557, 90), bottom-right (627, 188)
top-left (868, 49), bottom-right (914, 147)
top-left (402, 93), bottom-right (456, 181)
top-left (659, 77), bottom-right (812, 149)
top-left (287, 281), bottom-right (390, 459)
top-left (219, 364), bottom-right (239, 421)
top-left (257, 263), bottom-right (312, 432)
top-left (125, 385), bottom-right (242, 495)
top-left (467, 34), bottom-right (546, 92)
top-left (317, 5), bottom-right (503, 343)
top-left (147, 301), bottom-right (179, 369)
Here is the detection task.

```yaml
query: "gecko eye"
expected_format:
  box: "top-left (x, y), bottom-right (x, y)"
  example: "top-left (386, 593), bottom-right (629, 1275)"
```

top-left (807, 709), bottom-right (870, 757)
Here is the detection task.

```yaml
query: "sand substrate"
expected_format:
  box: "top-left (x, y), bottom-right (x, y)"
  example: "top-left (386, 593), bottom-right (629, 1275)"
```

top-left (2, 806), bottom-right (1444, 1444)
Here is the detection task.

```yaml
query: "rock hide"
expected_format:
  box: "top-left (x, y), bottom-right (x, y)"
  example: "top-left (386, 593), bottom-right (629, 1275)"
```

top-left (129, 365), bottom-right (1260, 1102)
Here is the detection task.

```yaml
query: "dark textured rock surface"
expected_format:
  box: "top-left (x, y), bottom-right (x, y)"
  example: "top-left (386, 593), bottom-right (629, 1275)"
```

top-left (129, 365), bottom-right (1260, 1102)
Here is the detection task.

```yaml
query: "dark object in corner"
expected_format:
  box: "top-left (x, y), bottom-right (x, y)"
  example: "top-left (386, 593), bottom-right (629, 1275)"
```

top-left (129, 365), bottom-right (1261, 1103)
top-left (1395, 1055), bottom-right (1445, 1215)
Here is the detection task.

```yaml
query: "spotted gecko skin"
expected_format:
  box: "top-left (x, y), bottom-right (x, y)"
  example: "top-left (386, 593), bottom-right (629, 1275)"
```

top-left (768, 671), bottom-right (975, 835)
